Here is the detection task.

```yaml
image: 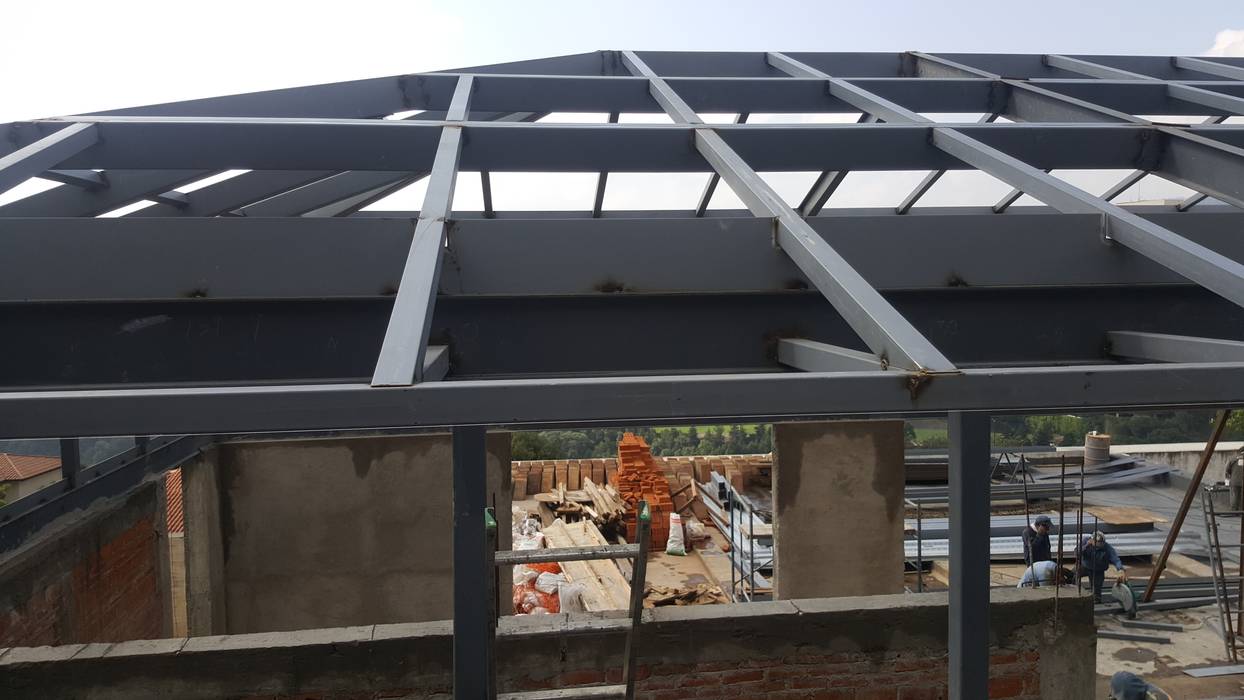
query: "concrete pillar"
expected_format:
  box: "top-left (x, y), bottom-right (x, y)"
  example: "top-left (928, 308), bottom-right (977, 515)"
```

top-left (773, 420), bottom-right (905, 599)
top-left (180, 433), bottom-right (510, 635)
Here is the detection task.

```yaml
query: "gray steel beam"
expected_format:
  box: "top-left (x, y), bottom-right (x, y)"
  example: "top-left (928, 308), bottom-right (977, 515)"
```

top-left (14, 212), bottom-right (1244, 302)
top-left (1048, 55), bottom-right (1244, 117)
top-left (948, 411), bottom-right (991, 700)
top-left (933, 128), bottom-right (1244, 309)
top-left (1100, 116), bottom-right (1227, 205)
top-left (452, 425), bottom-right (489, 700)
top-left (909, 52), bottom-right (996, 79)
top-left (776, 338), bottom-right (886, 372)
top-left (1154, 128), bottom-right (1244, 209)
top-left (1045, 55), bottom-right (1152, 81)
top-left (0, 168), bottom-right (216, 217)
top-left (1004, 79), bottom-right (1146, 123)
top-left (592, 112), bottom-right (620, 218)
top-left (625, 50), bottom-right (954, 373)
top-left (768, 52), bottom-right (927, 124)
top-left (372, 76), bottom-right (472, 386)
top-left (0, 123), bottom-right (97, 197)
top-left (1174, 57), bottom-right (1244, 82)
top-left (897, 114), bottom-right (998, 215)
top-left (42, 169), bottom-right (107, 189)
top-left (1108, 331), bottom-right (1244, 363)
top-left (5, 363), bottom-right (1244, 439)
top-left (695, 112), bottom-right (746, 217)
top-left (480, 171), bottom-right (495, 218)
top-left (4, 119), bottom-right (1219, 173)
top-left (800, 113), bottom-right (874, 217)
top-left (1177, 192), bottom-right (1209, 212)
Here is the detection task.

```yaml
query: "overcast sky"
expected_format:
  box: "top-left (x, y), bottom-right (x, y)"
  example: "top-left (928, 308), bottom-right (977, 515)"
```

top-left (4, 1), bottom-right (1244, 212)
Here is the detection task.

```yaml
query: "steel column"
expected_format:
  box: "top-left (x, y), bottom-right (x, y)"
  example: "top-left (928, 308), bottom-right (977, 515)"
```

top-left (948, 411), bottom-right (991, 700)
top-left (59, 439), bottom-right (81, 490)
top-left (452, 425), bottom-right (490, 700)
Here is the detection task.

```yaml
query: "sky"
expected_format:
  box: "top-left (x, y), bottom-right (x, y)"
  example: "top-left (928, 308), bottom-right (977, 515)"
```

top-left (4, 0), bottom-right (1244, 212)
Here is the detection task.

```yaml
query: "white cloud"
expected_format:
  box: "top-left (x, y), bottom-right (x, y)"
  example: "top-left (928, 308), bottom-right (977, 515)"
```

top-left (1206, 29), bottom-right (1244, 57)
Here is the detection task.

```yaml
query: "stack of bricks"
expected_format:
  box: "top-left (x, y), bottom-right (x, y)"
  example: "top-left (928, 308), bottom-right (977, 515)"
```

top-left (510, 459), bottom-right (617, 499)
top-left (615, 433), bottom-right (673, 550)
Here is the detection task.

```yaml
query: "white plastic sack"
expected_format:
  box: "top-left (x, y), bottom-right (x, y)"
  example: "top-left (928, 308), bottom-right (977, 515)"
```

top-left (666, 512), bottom-right (687, 556)
top-left (685, 515), bottom-right (708, 542)
top-left (558, 582), bottom-right (586, 613)
top-left (514, 531), bottom-right (545, 551)
top-left (535, 571), bottom-right (567, 595)
top-left (513, 566), bottom-right (539, 586)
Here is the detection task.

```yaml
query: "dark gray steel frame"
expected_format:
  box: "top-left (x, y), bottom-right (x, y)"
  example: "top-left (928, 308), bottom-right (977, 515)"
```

top-left (6, 50), bottom-right (1244, 699)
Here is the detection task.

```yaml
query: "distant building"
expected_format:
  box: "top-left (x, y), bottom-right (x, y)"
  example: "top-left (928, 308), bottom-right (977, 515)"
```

top-left (0, 452), bottom-right (60, 501)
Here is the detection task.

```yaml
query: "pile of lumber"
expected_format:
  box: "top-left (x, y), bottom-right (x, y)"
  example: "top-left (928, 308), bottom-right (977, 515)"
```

top-left (534, 479), bottom-right (629, 540)
top-left (543, 518), bottom-right (632, 611)
top-left (512, 458), bottom-right (617, 500)
top-left (644, 583), bottom-right (730, 608)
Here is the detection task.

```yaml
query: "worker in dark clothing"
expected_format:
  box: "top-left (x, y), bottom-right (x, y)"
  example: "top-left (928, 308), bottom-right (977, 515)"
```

top-left (1080, 530), bottom-right (1126, 603)
top-left (1021, 515), bottom-right (1053, 566)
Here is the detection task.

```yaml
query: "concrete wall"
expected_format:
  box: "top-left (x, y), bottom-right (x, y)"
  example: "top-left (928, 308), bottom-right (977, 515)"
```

top-left (183, 433), bottom-right (510, 635)
top-left (0, 483), bottom-right (168, 646)
top-left (1112, 441), bottom-right (1243, 483)
top-left (0, 589), bottom-right (1094, 700)
top-left (6, 470), bottom-right (61, 502)
top-left (773, 420), bottom-right (905, 599)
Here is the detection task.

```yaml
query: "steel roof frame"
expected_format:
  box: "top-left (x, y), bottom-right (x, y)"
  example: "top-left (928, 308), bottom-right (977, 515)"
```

top-left (5, 50), bottom-right (1244, 698)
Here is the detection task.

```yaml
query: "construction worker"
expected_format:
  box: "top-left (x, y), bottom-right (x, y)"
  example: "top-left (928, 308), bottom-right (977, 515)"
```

top-left (1227, 446), bottom-right (1244, 510)
top-left (1021, 515), bottom-right (1053, 567)
top-left (1015, 560), bottom-right (1074, 588)
top-left (1079, 531), bottom-right (1126, 603)
top-left (1108, 671), bottom-right (1170, 700)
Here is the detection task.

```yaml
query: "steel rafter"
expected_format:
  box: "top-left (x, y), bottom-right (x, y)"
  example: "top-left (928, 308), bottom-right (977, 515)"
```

top-left (372, 76), bottom-right (472, 386)
top-left (622, 50), bottom-right (953, 373)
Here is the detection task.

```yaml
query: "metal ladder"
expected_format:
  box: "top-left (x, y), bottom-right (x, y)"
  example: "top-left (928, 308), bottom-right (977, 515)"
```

top-left (1201, 484), bottom-right (1244, 662)
top-left (484, 500), bottom-right (652, 700)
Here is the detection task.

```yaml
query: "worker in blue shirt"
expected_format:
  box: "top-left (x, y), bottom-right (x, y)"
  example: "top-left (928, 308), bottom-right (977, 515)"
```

top-left (1080, 530), bottom-right (1126, 602)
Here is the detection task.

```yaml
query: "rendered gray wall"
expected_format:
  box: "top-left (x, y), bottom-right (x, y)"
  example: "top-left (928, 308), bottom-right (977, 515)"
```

top-left (773, 419), bottom-right (905, 598)
top-left (0, 589), bottom-right (1094, 700)
top-left (183, 433), bottom-right (510, 634)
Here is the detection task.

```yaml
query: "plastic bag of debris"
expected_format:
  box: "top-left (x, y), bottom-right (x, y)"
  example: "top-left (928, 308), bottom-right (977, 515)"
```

top-left (558, 582), bottom-right (586, 613)
top-left (684, 515), bottom-right (709, 543)
top-left (535, 571), bottom-right (568, 595)
top-left (513, 566), bottom-right (539, 586)
top-left (666, 512), bottom-right (687, 556)
top-left (512, 507), bottom-right (546, 550)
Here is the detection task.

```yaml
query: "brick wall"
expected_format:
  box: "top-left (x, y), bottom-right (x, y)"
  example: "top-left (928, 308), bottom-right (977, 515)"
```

top-left (0, 590), bottom-right (1093, 700)
top-left (0, 483), bottom-right (166, 646)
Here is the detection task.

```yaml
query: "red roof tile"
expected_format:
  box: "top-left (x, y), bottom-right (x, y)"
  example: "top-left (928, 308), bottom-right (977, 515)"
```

top-left (165, 468), bottom-right (184, 534)
top-left (0, 453), bottom-right (60, 482)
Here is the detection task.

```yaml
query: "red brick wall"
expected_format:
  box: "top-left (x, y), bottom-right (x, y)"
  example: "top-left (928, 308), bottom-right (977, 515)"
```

top-left (498, 651), bottom-right (1039, 700)
top-left (0, 485), bottom-right (165, 646)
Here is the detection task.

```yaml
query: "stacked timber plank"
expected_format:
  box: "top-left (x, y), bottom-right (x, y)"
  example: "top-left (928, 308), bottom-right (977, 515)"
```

top-left (542, 518), bottom-right (631, 611)
top-left (511, 458), bottom-right (616, 500)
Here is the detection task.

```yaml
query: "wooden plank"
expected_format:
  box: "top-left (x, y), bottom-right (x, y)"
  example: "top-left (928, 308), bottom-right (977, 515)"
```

top-left (497, 685), bottom-right (627, 700)
top-left (563, 520), bottom-right (633, 609)
top-left (1084, 505), bottom-right (1168, 525)
top-left (543, 519), bottom-right (617, 611)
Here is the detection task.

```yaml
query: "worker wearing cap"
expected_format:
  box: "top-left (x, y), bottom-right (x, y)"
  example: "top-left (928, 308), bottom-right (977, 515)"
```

top-left (1108, 671), bottom-right (1170, 700)
top-left (1080, 530), bottom-right (1126, 603)
top-left (1021, 515), bottom-right (1053, 567)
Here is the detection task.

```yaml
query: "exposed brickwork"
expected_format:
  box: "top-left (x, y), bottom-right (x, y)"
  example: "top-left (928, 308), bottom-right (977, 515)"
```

top-left (615, 434), bottom-right (673, 549)
top-left (0, 486), bottom-right (165, 647)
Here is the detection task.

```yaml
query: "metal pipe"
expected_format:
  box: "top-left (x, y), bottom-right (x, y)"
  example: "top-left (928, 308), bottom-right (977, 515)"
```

top-left (917, 500), bottom-right (924, 593)
top-left (1143, 409), bottom-right (1232, 602)
top-left (1055, 456), bottom-right (1066, 622)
